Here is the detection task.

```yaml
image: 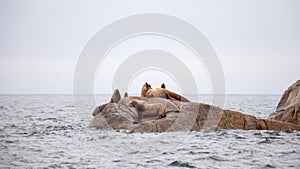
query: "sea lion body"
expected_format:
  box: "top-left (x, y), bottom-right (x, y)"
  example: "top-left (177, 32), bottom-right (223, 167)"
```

top-left (141, 82), bottom-right (190, 102)
top-left (129, 99), bottom-right (166, 123)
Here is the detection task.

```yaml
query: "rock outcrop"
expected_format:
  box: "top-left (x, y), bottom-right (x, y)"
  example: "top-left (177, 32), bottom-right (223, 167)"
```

top-left (268, 80), bottom-right (300, 125)
top-left (90, 85), bottom-right (300, 132)
top-left (92, 89), bottom-right (121, 117)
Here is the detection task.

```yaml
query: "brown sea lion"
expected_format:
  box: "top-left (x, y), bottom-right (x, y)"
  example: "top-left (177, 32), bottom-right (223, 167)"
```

top-left (129, 99), bottom-right (167, 123)
top-left (141, 82), bottom-right (190, 102)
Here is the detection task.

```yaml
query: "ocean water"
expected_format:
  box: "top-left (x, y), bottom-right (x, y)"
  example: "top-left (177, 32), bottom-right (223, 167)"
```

top-left (0, 95), bottom-right (300, 168)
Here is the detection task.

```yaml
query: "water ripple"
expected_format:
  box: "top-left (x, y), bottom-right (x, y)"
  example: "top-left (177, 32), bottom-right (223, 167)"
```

top-left (0, 95), bottom-right (299, 168)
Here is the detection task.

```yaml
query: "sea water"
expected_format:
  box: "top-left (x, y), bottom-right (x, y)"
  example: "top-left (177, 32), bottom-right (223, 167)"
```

top-left (0, 95), bottom-right (299, 168)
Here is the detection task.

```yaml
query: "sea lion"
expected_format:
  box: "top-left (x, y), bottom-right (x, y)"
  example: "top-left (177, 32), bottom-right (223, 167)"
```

top-left (141, 82), bottom-right (190, 102)
top-left (129, 99), bottom-right (167, 123)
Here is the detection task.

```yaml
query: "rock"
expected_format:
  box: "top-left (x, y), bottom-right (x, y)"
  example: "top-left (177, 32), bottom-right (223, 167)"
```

top-left (90, 91), bottom-right (300, 132)
top-left (110, 89), bottom-right (121, 103)
top-left (218, 110), bottom-right (258, 130)
top-left (218, 111), bottom-right (300, 131)
top-left (92, 103), bottom-right (109, 116)
top-left (269, 80), bottom-right (300, 125)
top-left (92, 89), bottom-right (121, 117)
top-left (168, 161), bottom-right (196, 168)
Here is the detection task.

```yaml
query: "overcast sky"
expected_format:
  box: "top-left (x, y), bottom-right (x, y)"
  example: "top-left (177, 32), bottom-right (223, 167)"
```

top-left (0, 0), bottom-right (299, 94)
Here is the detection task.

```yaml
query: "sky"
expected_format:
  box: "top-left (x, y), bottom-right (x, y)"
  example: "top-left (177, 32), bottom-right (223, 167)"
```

top-left (0, 0), bottom-right (299, 94)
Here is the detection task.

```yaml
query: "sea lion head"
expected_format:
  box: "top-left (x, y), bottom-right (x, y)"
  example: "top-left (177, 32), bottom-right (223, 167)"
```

top-left (141, 82), bottom-right (152, 97)
top-left (145, 82), bottom-right (151, 89)
top-left (129, 99), bottom-right (146, 112)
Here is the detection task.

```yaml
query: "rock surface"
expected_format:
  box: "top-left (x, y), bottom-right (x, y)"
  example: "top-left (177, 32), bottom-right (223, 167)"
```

top-left (91, 87), bottom-right (300, 132)
top-left (92, 89), bottom-right (121, 117)
top-left (268, 80), bottom-right (300, 125)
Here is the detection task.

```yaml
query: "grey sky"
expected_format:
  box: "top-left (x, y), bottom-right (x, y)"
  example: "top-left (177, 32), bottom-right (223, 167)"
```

top-left (0, 0), bottom-right (299, 94)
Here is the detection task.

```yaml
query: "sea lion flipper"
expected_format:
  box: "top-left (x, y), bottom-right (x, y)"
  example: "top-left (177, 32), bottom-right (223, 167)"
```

top-left (164, 93), bottom-right (171, 100)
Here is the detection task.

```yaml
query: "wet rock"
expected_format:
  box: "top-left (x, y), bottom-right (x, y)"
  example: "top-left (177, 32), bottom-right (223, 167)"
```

top-left (168, 161), bottom-right (196, 168)
top-left (269, 80), bottom-right (300, 125)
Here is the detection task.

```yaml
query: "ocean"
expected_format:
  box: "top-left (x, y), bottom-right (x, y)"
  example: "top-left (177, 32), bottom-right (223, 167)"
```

top-left (0, 95), bottom-right (299, 168)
